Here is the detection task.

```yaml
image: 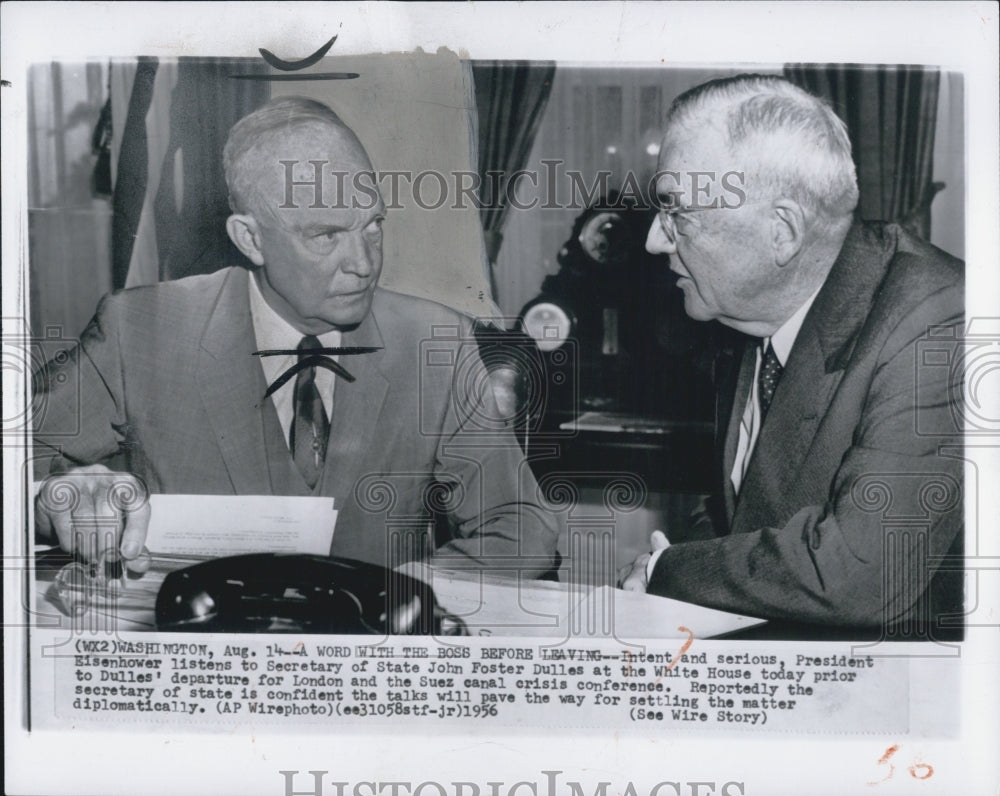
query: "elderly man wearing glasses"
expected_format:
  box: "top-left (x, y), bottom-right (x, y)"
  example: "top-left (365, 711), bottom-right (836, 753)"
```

top-left (620, 74), bottom-right (964, 638)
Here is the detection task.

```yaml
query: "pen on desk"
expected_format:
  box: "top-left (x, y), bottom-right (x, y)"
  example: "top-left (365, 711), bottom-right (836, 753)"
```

top-left (96, 548), bottom-right (127, 592)
top-left (116, 510), bottom-right (129, 591)
top-left (120, 549), bottom-right (211, 574)
top-left (145, 552), bottom-right (212, 564)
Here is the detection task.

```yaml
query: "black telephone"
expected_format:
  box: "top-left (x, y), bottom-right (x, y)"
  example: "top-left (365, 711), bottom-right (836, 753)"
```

top-left (155, 553), bottom-right (466, 635)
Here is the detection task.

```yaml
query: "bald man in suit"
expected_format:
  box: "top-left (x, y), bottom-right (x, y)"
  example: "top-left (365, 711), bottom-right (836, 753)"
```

top-left (33, 96), bottom-right (558, 578)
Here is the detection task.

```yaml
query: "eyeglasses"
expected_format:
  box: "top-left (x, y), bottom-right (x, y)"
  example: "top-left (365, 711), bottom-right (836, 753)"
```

top-left (655, 205), bottom-right (719, 245)
top-left (655, 199), bottom-right (768, 245)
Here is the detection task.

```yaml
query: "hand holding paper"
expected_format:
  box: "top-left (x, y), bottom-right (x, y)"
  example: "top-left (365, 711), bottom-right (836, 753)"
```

top-left (618, 530), bottom-right (670, 593)
top-left (35, 466), bottom-right (151, 562)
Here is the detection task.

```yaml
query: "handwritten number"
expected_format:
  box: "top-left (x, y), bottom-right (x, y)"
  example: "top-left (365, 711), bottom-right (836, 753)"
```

top-left (908, 762), bottom-right (934, 780)
top-left (868, 745), bottom-right (933, 786)
top-left (867, 744), bottom-right (899, 786)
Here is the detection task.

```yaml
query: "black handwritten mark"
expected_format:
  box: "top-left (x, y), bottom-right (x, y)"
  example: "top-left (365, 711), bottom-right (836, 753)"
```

top-left (260, 36), bottom-right (338, 71)
top-left (254, 347), bottom-right (382, 397)
top-left (230, 73), bottom-right (360, 82)
top-left (230, 35), bottom-right (359, 81)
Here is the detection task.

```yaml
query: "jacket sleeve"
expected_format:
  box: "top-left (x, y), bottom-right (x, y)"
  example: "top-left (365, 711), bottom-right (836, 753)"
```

top-left (647, 285), bottom-right (964, 627)
top-left (428, 340), bottom-right (559, 579)
top-left (32, 294), bottom-right (129, 479)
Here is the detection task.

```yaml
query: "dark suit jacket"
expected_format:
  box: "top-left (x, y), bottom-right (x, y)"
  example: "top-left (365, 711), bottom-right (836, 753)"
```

top-left (648, 222), bottom-right (964, 631)
top-left (33, 267), bottom-right (558, 575)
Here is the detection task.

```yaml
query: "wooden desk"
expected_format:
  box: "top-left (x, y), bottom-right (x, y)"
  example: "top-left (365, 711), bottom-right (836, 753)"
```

top-left (33, 552), bottom-right (765, 639)
top-left (528, 411), bottom-right (716, 494)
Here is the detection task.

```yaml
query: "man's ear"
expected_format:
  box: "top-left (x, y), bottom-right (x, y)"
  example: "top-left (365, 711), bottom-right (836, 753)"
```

top-left (771, 199), bottom-right (806, 267)
top-left (226, 213), bottom-right (265, 267)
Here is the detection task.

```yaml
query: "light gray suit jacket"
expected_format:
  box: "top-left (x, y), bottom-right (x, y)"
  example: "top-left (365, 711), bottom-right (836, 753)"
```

top-left (33, 267), bottom-right (558, 575)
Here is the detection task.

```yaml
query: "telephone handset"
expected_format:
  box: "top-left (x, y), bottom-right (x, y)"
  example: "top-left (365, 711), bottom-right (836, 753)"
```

top-left (155, 553), bottom-right (466, 635)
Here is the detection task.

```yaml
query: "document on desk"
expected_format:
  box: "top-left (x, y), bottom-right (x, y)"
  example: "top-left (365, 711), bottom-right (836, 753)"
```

top-left (400, 564), bottom-right (589, 637)
top-left (590, 585), bottom-right (767, 639)
top-left (144, 494), bottom-right (337, 558)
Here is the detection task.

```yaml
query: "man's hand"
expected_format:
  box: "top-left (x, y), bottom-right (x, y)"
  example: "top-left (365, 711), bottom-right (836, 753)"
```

top-left (35, 465), bottom-right (151, 565)
top-left (618, 530), bottom-right (670, 593)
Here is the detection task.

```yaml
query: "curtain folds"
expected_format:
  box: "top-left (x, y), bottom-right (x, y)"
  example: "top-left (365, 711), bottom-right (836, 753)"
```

top-left (28, 62), bottom-right (113, 339)
top-left (112, 58), bottom-right (270, 289)
top-left (783, 64), bottom-right (942, 239)
top-left (472, 61), bottom-right (556, 266)
top-left (111, 57), bottom-right (159, 289)
top-left (151, 60), bottom-right (271, 283)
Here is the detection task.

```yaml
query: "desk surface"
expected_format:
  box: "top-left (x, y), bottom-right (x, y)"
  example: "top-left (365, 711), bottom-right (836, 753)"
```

top-left (33, 552), bottom-right (765, 640)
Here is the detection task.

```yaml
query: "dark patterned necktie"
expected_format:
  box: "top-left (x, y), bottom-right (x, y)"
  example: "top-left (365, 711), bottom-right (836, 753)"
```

top-left (757, 342), bottom-right (784, 420)
top-left (290, 335), bottom-right (330, 489)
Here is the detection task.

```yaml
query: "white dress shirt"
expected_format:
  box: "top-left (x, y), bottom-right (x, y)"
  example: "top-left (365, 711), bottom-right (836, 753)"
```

top-left (248, 272), bottom-right (341, 448)
top-left (730, 286), bottom-right (821, 494)
top-left (644, 286), bottom-right (821, 584)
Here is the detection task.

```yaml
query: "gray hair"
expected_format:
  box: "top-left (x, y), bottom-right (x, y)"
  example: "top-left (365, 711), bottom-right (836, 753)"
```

top-left (223, 96), bottom-right (355, 216)
top-left (667, 74), bottom-right (859, 220)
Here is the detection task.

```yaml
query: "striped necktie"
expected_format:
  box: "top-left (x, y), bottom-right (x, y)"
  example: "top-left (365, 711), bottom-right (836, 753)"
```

top-left (290, 335), bottom-right (330, 489)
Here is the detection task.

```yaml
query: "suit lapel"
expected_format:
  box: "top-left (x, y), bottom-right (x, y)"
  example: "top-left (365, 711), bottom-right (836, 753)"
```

top-left (808, 221), bottom-right (895, 373)
top-left (718, 339), bottom-right (754, 525)
top-left (197, 268), bottom-right (273, 494)
top-left (316, 301), bottom-right (389, 502)
top-left (732, 222), bottom-right (892, 530)
top-left (735, 326), bottom-right (840, 528)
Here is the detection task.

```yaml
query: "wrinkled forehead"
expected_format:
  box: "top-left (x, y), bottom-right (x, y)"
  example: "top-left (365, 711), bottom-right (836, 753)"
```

top-left (653, 122), bottom-right (746, 205)
top-left (251, 126), bottom-right (385, 226)
top-left (656, 117), bottom-right (733, 170)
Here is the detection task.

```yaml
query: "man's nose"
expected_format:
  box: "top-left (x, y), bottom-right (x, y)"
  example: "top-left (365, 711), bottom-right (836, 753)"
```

top-left (338, 231), bottom-right (377, 277)
top-left (645, 218), bottom-right (676, 256)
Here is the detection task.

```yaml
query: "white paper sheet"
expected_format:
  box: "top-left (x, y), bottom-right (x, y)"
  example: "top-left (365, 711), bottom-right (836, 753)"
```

top-left (144, 494), bottom-right (336, 557)
top-left (591, 585), bottom-right (767, 640)
top-left (397, 562), bottom-right (591, 637)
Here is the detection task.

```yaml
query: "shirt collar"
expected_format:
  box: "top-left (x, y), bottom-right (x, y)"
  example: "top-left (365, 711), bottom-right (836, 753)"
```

top-left (766, 284), bottom-right (822, 367)
top-left (248, 270), bottom-right (341, 385)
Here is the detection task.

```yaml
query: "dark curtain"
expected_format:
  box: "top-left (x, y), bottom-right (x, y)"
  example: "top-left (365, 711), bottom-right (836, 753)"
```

top-left (472, 61), bottom-right (556, 267)
top-left (152, 59), bottom-right (270, 282)
top-left (784, 64), bottom-right (942, 239)
top-left (112, 58), bottom-right (269, 289)
top-left (111, 58), bottom-right (159, 289)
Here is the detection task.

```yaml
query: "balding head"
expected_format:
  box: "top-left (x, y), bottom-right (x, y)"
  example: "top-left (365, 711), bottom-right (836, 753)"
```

top-left (664, 74), bottom-right (859, 226)
top-left (646, 75), bottom-right (859, 336)
top-left (223, 96), bottom-right (374, 219)
top-left (222, 97), bottom-right (386, 333)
